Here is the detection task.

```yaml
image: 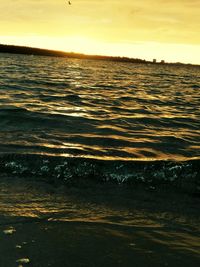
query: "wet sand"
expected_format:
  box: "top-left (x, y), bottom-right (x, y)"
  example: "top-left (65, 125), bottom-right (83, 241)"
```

top-left (0, 175), bottom-right (200, 267)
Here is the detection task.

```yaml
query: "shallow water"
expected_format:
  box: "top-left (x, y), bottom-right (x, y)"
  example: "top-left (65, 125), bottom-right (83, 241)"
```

top-left (1, 176), bottom-right (200, 267)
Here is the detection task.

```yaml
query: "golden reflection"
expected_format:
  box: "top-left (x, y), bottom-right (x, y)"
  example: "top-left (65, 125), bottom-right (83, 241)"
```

top-left (15, 150), bottom-right (194, 162)
top-left (50, 106), bottom-right (87, 117)
top-left (1, 175), bottom-right (200, 260)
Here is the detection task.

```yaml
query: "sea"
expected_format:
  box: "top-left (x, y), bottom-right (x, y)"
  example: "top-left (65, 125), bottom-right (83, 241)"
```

top-left (0, 53), bottom-right (200, 189)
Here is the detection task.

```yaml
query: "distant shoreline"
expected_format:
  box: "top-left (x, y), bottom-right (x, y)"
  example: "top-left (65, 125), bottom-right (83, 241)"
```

top-left (0, 44), bottom-right (199, 67)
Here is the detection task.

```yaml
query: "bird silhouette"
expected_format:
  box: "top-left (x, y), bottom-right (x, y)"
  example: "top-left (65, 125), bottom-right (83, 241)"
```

top-left (68, 1), bottom-right (72, 5)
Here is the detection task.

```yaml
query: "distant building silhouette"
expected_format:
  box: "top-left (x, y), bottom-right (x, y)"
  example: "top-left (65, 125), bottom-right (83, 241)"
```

top-left (161, 60), bottom-right (165, 64)
top-left (153, 59), bottom-right (157, 63)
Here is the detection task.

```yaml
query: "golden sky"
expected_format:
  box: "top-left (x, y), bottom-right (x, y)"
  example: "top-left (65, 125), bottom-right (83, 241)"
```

top-left (1, 0), bottom-right (200, 64)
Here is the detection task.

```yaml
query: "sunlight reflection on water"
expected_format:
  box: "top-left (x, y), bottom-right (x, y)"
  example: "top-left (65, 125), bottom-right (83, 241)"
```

top-left (0, 53), bottom-right (200, 160)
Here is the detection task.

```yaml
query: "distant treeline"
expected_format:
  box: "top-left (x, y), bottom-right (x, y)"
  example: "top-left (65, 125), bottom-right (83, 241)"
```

top-left (0, 44), bottom-right (67, 57)
top-left (0, 44), bottom-right (199, 67)
top-left (0, 44), bottom-right (149, 63)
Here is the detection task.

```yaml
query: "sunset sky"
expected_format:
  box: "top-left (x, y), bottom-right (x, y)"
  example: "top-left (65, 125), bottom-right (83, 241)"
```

top-left (0, 0), bottom-right (200, 64)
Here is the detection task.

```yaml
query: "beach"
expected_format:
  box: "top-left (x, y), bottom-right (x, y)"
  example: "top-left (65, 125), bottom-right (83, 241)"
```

top-left (0, 175), bottom-right (200, 267)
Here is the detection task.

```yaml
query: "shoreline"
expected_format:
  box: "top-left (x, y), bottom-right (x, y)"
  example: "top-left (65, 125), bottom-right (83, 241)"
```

top-left (1, 44), bottom-right (200, 67)
top-left (0, 175), bottom-right (200, 266)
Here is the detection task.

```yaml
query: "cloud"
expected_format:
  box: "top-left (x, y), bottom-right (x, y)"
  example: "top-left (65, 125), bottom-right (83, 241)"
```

top-left (0, 0), bottom-right (199, 47)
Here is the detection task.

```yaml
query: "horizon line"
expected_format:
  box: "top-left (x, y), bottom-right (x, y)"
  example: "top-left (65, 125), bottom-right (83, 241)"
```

top-left (0, 43), bottom-right (199, 67)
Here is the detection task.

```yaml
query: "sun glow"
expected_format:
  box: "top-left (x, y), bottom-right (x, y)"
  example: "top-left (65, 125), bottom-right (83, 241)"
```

top-left (1, 0), bottom-right (200, 64)
top-left (1, 34), bottom-right (200, 64)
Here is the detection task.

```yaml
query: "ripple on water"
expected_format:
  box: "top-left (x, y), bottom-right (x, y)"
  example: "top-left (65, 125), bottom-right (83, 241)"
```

top-left (0, 54), bottom-right (200, 160)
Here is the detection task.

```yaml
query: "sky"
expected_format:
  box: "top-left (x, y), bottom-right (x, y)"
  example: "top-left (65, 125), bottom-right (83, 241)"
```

top-left (0, 0), bottom-right (200, 64)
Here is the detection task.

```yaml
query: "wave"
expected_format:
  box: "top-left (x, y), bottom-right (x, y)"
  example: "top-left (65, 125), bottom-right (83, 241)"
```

top-left (0, 154), bottom-right (199, 193)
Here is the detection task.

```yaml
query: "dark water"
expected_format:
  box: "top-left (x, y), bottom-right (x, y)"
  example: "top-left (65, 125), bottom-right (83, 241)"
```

top-left (0, 53), bottom-right (200, 186)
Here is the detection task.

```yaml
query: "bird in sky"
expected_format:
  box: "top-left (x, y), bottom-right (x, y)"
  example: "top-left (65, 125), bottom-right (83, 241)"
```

top-left (68, 1), bottom-right (72, 5)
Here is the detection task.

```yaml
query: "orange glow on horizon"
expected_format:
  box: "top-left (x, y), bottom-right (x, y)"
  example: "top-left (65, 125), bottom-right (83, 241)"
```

top-left (0, 1), bottom-right (199, 64)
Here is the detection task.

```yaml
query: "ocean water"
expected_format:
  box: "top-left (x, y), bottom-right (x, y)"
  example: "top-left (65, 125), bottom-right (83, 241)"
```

top-left (0, 53), bottom-right (200, 186)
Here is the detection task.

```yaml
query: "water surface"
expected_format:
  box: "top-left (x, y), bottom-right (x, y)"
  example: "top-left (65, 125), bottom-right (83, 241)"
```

top-left (0, 53), bottom-right (200, 185)
top-left (0, 53), bottom-right (199, 161)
